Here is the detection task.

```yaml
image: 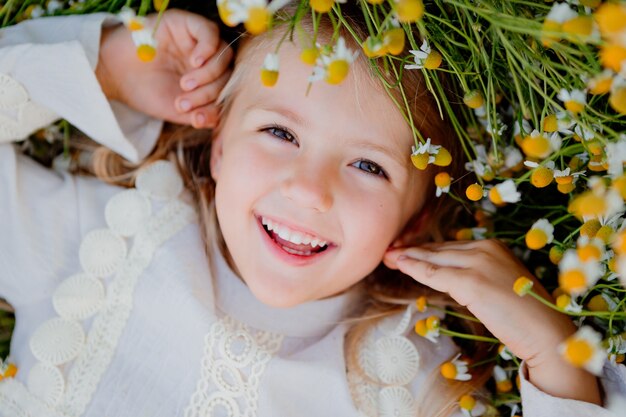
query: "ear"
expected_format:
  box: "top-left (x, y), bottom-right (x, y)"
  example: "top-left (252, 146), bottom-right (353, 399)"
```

top-left (210, 133), bottom-right (224, 181)
top-left (388, 207), bottom-right (431, 249)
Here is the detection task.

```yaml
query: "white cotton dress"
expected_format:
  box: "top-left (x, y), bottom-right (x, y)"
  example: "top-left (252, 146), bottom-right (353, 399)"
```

top-left (0, 12), bottom-right (625, 417)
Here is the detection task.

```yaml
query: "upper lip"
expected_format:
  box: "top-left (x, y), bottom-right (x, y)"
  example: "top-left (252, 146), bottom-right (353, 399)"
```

top-left (256, 213), bottom-right (335, 246)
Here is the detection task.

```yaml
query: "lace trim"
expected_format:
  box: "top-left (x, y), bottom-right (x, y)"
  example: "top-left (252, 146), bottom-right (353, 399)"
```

top-left (183, 315), bottom-right (284, 417)
top-left (347, 305), bottom-right (421, 417)
top-left (0, 161), bottom-right (196, 417)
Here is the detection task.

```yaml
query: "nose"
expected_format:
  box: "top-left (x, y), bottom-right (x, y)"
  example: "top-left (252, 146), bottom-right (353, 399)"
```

top-left (280, 161), bottom-right (334, 213)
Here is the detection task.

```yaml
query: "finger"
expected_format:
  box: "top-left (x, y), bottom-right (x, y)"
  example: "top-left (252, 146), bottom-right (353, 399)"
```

top-left (395, 257), bottom-right (472, 301)
top-left (186, 14), bottom-right (221, 68)
top-left (385, 247), bottom-right (475, 270)
top-left (190, 104), bottom-right (220, 129)
top-left (176, 70), bottom-right (231, 113)
top-left (180, 42), bottom-right (233, 91)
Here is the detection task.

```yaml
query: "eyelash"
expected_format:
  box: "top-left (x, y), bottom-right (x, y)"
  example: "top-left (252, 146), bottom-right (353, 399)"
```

top-left (261, 125), bottom-right (389, 180)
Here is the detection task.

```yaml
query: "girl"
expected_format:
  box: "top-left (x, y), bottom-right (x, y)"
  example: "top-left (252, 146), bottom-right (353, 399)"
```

top-left (0, 5), bottom-right (624, 417)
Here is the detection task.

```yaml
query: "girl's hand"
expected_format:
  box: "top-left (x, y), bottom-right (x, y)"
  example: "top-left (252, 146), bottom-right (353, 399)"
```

top-left (96, 9), bottom-right (233, 129)
top-left (384, 240), bottom-right (602, 404)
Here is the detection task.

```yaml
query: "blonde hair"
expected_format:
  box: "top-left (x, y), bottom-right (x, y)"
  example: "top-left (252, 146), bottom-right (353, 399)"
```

top-left (91, 6), bottom-right (492, 416)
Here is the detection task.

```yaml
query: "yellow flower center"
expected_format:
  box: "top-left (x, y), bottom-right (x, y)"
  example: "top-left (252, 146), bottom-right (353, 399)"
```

top-left (580, 219), bottom-right (602, 237)
top-left (260, 69), bottom-right (279, 87)
top-left (569, 192), bottom-right (607, 217)
top-left (559, 269), bottom-right (587, 294)
top-left (541, 19), bottom-right (562, 46)
top-left (600, 44), bottom-right (626, 72)
top-left (610, 86), bottom-right (626, 115)
top-left (595, 225), bottom-right (614, 244)
top-left (128, 19), bottom-right (145, 31)
top-left (415, 296), bottom-right (427, 312)
top-left (458, 395), bottom-right (476, 410)
top-left (362, 37), bottom-right (386, 58)
top-left (310, 0), bottom-right (335, 13)
top-left (556, 294), bottom-right (572, 309)
top-left (513, 276), bottom-right (534, 296)
top-left (526, 228), bottom-right (549, 250)
top-left (521, 135), bottom-right (551, 158)
top-left (244, 7), bottom-right (269, 35)
top-left (465, 183), bottom-right (484, 201)
top-left (587, 294), bottom-right (609, 312)
top-left (563, 339), bottom-right (594, 367)
top-left (136, 44), bottom-right (157, 62)
top-left (440, 362), bottom-right (458, 379)
top-left (411, 152), bottom-right (430, 170)
top-left (613, 231), bottom-right (626, 255)
top-left (589, 75), bottom-right (613, 95)
top-left (531, 167), bottom-right (554, 188)
top-left (426, 316), bottom-right (440, 330)
top-left (435, 172), bottom-right (451, 188)
top-left (543, 114), bottom-right (558, 132)
top-left (496, 379), bottom-right (513, 393)
top-left (594, 3), bottom-right (626, 36)
top-left (366, 0), bottom-right (385, 3)
top-left (300, 48), bottom-right (319, 65)
top-left (564, 99), bottom-right (585, 114)
top-left (433, 147), bottom-right (452, 167)
top-left (455, 228), bottom-right (473, 241)
top-left (424, 51), bottom-right (443, 69)
top-left (558, 182), bottom-right (577, 194)
top-left (488, 187), bottom-right (505, 206)
top-left (326, 59), bottom-right (350, 85)
top-left (562, 16), bottom-right (594, 37)
top-left (463, 90), bottom-right (484, 109)
top-left (414, 319), bottom-right (428, 337)
top-left (395, 0), bottom-right (424, 23)
top-left (577, 244), bottom-right (602, 262)
top-left (383, 28), bottom-right (405, 56)
top-left (549, 246), bottom-right (564, 265)
top-left (218, 3), bottom-right (238, 27)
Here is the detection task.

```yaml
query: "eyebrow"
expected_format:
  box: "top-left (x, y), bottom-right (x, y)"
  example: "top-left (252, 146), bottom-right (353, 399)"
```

top-left (247, 104), bottom-right (409, 170)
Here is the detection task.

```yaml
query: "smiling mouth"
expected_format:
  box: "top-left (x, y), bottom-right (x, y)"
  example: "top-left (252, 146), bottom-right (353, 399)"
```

top-left (261, 222), bottom-right (330, 256)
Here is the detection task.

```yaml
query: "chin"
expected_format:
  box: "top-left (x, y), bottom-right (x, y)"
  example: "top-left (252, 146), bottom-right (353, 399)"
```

top-left (247, 279), bottom-right (309, 309)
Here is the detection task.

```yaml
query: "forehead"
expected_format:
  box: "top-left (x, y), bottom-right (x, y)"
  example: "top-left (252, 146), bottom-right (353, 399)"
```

top-left (231, 39), bottom-right (414, 154)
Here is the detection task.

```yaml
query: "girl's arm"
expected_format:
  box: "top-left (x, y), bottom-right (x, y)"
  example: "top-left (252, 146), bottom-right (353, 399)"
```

top-left (383, 240), bottom-right (625, 414)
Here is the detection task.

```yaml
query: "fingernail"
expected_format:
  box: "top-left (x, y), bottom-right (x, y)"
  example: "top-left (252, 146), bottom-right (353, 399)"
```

top-left (195, 113), bottom-right (206, 127)
top-left (184, 79), bottom-right (197, 90)
top-left (179, 99), bottom-right (191, 112)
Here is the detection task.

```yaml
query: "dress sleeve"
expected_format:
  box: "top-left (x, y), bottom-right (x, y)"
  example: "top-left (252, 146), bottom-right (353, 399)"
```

top-left (0, 13), bottom-right (163, 307)
top-left (0, 12), bottom-right (163, 162)
top-left (519, 359), bottom-right (626, 417)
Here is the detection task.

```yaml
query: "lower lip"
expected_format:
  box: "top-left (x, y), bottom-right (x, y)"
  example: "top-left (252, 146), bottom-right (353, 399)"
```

top-left (256, 216), bottom-right (333, 267)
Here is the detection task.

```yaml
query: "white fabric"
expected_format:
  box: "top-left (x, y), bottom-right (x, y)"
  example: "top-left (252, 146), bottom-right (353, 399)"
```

top-left (0, 12), bottom-right (625, 417)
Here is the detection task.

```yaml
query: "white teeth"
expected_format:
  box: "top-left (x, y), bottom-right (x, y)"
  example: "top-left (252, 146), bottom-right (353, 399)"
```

top-left (281, 245), bottom-right (312, 256)
top-left (261, 216), bottom-right (328, 248)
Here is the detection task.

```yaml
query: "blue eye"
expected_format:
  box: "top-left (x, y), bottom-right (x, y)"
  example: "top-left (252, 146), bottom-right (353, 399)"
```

top-left (353, 159), bottom-right (388, 179)
top-left (264, 126), bottom-right (298, 144)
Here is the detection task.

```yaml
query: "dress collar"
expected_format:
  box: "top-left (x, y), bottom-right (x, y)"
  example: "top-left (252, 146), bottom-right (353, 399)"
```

top-left (211, 237), bottom-right (365, 339)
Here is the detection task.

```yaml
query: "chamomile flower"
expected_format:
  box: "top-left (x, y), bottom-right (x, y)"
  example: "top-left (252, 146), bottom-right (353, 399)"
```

top-left (542, 2), bottom-right (578, 46)
top-left (488, 180), bottom-right (521, 206)
top-left (465, 183), bottom-right (485, 202)
top-left (493, 365), bottom-right (513, 393)
top-left (119, 6), bottom-right (145, 31)
top-left (309, 0), bottom-right (347, 14)
top-left (415, 296), bottom-right (428, 313)
top-left (131, 29), bottom-right (158, 62)
top-left (520, 129), bottom-right (560, 159)
top-left (576, 236), bottom-right (605, 262)
top-left (440, 353), bottom-right (472, 381)
top-left (513, 276), bottom-right (534, 296)
top-left (0, 358), bottom-right (17, 381)
top-left (260, 53), bottom-right (280, 87)
top-left (607, 335), bottom-right (626, 364)
top-left (558, 88), bottom-right (587, 114)
top-left (394, 0), bottom-right (425, 23)
top-left (312, 37), bottom-right (359, 85)
top-left (498, 344), bottom-right (514, 361)
top-left (558, 249), bottom-right (604, 296)
top-left (405, 40), bottom-right (441, 70)
top-left (525, 219), bottom-right (554, 250)
top-left (559, 326), bottom-right (606, 375)
top-left (556, 293), bottom-right (584, 313)
top-left (435, 172), bottom-right (452, 197)
top-left (525, 160), bottom-right (555, 188)
top-left (410, 138), bottom-right (451, 169)
top-left (588, 69), bottom-right (615, 95)
top-left (610, 77), bottom-right (626, 115)
top-left (458, 394), bottom-right (486, 417)
top-left (568, 184), bottom-right (624, 220)
top-left (414, 316), bottom-right (440, 343)
top-left (218, 0), bottom-right (291, 34)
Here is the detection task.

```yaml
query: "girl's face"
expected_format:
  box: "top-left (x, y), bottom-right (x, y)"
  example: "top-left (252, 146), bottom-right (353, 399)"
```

top-left (211, 41), bottom-right (429, 308)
